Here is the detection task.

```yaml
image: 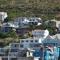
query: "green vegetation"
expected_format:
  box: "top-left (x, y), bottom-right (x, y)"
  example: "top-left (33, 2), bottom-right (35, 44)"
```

top-left (0, 30), bottom-right (19, 47)
top-left (0, 30), bottom-right (18, 39)
top-left (0, 0), bottom-right (60, 47)
top-left (0, 0), bottom-right (60, 20)
top-left (0, 32), bottom-right (8, 38)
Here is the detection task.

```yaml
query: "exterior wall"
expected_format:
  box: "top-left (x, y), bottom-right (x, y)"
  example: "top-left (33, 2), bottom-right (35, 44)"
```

top-left (10, 43), bottom-right (19, 49)
top-left (20, 38), bottom-right (39, 48)
top-left (1, 56), bottom-right (33, 60)
top-left (0, 48), bottom-right (8, 56)
top-left (1, 27), bottom-right (12, 32)
top-left (32, 30), bottom-right (49, 38)
top-left (14, 17), bottom-right (42, 28)
top-left (18, 57), bottom-right (33, 60)
top-left (16, 28), bottom-right (31, 35)
top-left (42, 37), bottom-right (60, 46)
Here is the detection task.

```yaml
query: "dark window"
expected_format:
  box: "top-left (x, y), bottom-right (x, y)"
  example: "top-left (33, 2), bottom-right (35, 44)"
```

top-left (11, 58), bottom-right (17, 60)
top-left (15, 45), bottom-right (17, 47)
top-left (21, 40), bottom-right (24, 43)
top-left (2, 58), bottom-right (8, 60)
top-left (11, 49), bottom-right (18, 52)
top-left (30, 40), bottom-right (33, 42)
top-left (20, 45), bottom-right (23, 47)
top-left (35, 40), bottom-right (38, 42)
top-left (12, 44), bottom-right (17, 47)
top-left (26, 40), bottom-right (28, 42)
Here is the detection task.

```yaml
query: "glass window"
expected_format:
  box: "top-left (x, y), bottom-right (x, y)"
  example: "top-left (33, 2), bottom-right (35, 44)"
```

top-left (21, 40), bottom-right (24, 43)
top-left (30, 40), bottom-right (33, 42)
top-left (20, 45), bottom-right (23, 48)
top-left (11, 49), bottom-right (18, 52)
top-left (15, 45), bottom-right (17, 47)
top-left (35, 40), bottom-right (38, 42)
top-left (11, 58), bottom-right (17, 60)
top-left (26, 40), bottom-right (28, 42)
top-left (12, 44), bottom-right (17, 47)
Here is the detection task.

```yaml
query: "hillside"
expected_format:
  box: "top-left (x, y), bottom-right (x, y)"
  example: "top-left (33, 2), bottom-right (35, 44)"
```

top-left (0, 0), bottom-right (60, 20)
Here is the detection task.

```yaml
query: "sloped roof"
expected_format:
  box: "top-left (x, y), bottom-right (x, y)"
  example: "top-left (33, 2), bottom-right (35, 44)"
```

top-left (42, 35), bottom-right (60, 44)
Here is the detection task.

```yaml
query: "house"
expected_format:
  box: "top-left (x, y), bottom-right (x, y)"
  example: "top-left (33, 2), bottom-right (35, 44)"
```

top-left (9, 37), bottom-right (43, 50)
top-left (2, 22), bottom-right (19, 28)
top-left (28, 17), bottom-right (42, 25)
top-left (9, 48), bottom-right (28, 57)
top-left (9, 38), bottom-right (44, 58)
top-left (42, 35), bottom-right (60, 46)
top-left (9, 43), bottom-right (28, 57)
top-left (32, 29), bottom-right (49, 38)
top-left (14, 17), bottom-right (42, 28)
top-left (0, 48), bottom-right (8, 56)
top-left (19, 38), bottom-right (41, 48)
top-left (1, 22), bottom-right (19, 32)
top-left (14, 17), bottom-right (30, 28)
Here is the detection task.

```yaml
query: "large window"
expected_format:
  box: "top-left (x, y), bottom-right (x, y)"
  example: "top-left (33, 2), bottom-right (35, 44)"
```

top-left (21, 40), bottom-right (24, 43)
top-left (11, 58), bottom-right (17, 60)
top-left (12, 44), bottom-right (19, 48)
top-left (20, 44), bottom-right (24, 48)
top-left (26, 40), bottom-right (28, 42)
top-left (30, 40), bottom-right (33, 42)
top-left (10, 49), bottom-right (18, 52)
top-left (11, 44), bottom-right (18, 48)
top-left (35, 40), bottom-right (38, 42)
top-left (2, 58), bottom-right (8, 60)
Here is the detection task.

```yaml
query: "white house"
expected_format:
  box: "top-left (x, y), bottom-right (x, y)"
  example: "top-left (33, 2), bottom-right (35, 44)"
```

top-left (1, 22), bottom-right (19, 32)
top-left (9, 38), bottom-right (43, 57)
top-left (32, 29), bottom-right (49, 38)
top-left (20, 38), bottom-right (40, 48)
top-left (2, 22), bottom-right (19, 28)
top-left (0, 12), bottom-right (7, 22)
top-left (14, 17), bottom-right (42, 28)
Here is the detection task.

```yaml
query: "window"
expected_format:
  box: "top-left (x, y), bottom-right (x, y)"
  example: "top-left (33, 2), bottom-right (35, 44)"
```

top-left (15, 45), bottom-right (17, 47)
top-left (30, 40), bottom-right (33, 42)
top-left (11, 49), bottom-right (18, 52)
top-left (11, 58), bottom-right (17, 60)
top-left (2, 58), bottom-right (8, 60)
top-left (26, 40), bottom-right (28, 42)
top-left (12, 44), bottom-right (17, 47)
top-left (35, 40), bottom-right (38, 42)
top-left (21, 40), bottom-right (24, 43)
top-left (20, 45), bottom-right (23, 48)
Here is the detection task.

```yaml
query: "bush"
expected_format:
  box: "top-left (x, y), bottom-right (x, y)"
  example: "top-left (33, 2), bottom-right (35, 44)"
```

top-left (0, 32), bottom-right (8, 38)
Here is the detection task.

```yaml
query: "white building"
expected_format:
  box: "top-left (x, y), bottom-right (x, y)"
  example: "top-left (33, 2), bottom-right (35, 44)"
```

top-left (9, 29), bottom-right (49, 49)
top-left (9, 38), bottom-right (43, 57)
top-left (10, 37), bottom-right (43, 49)
top-left (20, 38), bottom-right (40, 48)
top-left (32, 29), bottom-right (49, 38)
top-left (2, 22), bottom-right (19, 28)
top-left (0, 12), bottom-right (7, 22)
top-left (14, 17), bottom-right (42, 28)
